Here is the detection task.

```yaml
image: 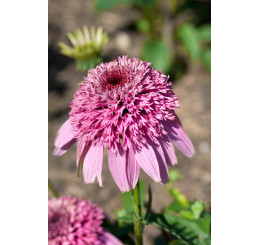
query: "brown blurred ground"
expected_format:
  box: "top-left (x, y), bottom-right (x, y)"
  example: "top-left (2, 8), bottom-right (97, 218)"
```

top-left (48, 1), bottom-right (210, 244)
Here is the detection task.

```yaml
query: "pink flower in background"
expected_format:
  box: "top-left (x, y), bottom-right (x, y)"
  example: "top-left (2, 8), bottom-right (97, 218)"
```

top-left (48, 196), bottom-right (122, 245)
top-left (54, 56), bottom-right (194, 192)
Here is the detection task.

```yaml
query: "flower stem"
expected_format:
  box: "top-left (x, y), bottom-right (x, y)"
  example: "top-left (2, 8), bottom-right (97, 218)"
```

top-left (132, 181), bottom-right (143, 245)
top-left (48, 179), bottom-right (59, 197)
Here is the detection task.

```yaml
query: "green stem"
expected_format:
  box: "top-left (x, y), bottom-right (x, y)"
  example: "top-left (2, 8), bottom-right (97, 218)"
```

top-left (132, 181), bottom-right (143, 245)
top-left (48, 179), bottom-right (59, 197)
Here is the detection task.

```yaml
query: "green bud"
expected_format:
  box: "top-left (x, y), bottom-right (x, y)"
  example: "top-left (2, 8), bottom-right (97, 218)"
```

top-left (59, 26), bottom-right (109, 71)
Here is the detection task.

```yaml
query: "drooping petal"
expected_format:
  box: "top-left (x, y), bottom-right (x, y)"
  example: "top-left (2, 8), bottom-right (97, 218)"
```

top-left (126, 148), bottom-right (140, 189)
top-left (53, 119), bottom-right (77, 156)
top-left (162, 115), bottom-right (195, 158)
top-left (101, 230), bottom-right (123, 245)
top-left (158, 135), bottom-right (178, 166)
top-left (83, 144), bottom-right (103, 186)
top-left (76, 139), bottom-right (92, 177)
top-left (108, 144), bottom-right (130, 192)
top-left (134, 144), bottom-right (161, 182)
top-left (146, 138), bottom-right (169, 184)
top-left (53, 148), bottom-right (67, 156)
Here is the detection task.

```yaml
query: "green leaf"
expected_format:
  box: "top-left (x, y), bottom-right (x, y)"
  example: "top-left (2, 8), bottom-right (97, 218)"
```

top-left (179, 210), bottom-right (195, 221)
top-left (150, 213), bottom-right (211, 245)
top-left (95, 0), bottom-right (135, 11)
top-left (139, 180), bottom-right (145, 207)
top-left (166, 170), bottom-right (189, 208)
top-left (201, 48), bottom-right (211, 71)
top-left (177, 23), bottom-right (201, 61)
top-left (165, 200), bottom-right (186, 213)
top-left (116, 209), bottom-right (134, 223)
top-left (141, 38), bottom-right (172, 74)
top-left (122, 191), bottom-right (133, 213)
top-left (194, 213), bottom-right (211, 234)
top-left (168, 189), bottom-right (189, 208)
top-left (190, 201), bottom-right (205, 220)
top-left (198, 25), bottom-right (211, 42)
top-left (135, 18), bottom-right (151, 33)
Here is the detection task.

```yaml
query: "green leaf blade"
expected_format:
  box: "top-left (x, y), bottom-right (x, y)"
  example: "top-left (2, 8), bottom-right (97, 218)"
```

top-left (177, 23), bottom-right (201, 61)
top-left (141, 38), bottom-right (172, 74)
top-left (150, 213), bottom-right (211, 245)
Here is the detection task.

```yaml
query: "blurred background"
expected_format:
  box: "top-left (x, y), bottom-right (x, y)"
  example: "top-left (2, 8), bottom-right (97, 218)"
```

top-left (48, 0), bottom-right (210, 243)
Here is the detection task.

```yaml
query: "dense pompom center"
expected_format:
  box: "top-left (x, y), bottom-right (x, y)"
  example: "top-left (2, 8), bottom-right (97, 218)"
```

top-left (50, 213), bottom-right (61, 223)
top-left (101, 69), bottom-right (128, 90)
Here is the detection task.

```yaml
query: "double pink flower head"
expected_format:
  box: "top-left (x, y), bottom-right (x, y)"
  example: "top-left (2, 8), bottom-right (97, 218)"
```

top-left (48, 196), bottom-right (122, 245)
top-left (54, 56), bottom-right (194, 192)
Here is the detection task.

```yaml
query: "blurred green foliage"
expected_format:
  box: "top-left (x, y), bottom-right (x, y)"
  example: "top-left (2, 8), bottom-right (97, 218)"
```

top-left (95, 0), bottom-right (135, 11)
top-left (141, 38), bottom-right (172, 74)
top-left (95, 0), bottom-right (211, 76)
top-left (177, 23), bottom-right (201, 61)
top-left (177, 23), bottom-right (211, 70)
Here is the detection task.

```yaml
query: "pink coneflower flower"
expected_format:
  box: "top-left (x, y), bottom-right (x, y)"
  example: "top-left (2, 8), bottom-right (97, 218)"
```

top-left (53, 56), bottom-right (194, 192)
top-left (48, 196), bottom-right (122, 245)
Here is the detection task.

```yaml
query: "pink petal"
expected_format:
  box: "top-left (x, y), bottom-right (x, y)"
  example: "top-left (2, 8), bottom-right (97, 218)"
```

top-left (162, 115), bottom-right (195, 158)
top-left (158, 135), bottom-right (178, 166)
top-left (146, 138), bottom-right (169, 184)
top-left (126, 148), bottom-right (140, 189)
top-left (108, 144), bottom-right (130, 193)
top-left (53, 148), bottom-right (66, 156)
top-left (134, 144), bottom-right (161, 182)
top-left (76, 139), bottom-right (91, 167)
top-left (101, 230), bottom-right (123, 245)
top-left (53, 119), bottom-right (76, 156)
top-left (76, 139), bottom-right (92, 177)
top-left (83, 144), bottom-right (103, 186)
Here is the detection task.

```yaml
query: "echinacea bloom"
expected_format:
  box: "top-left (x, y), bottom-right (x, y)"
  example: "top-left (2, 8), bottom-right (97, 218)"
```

top-left (54, 56), bottom-right (194, 192)
top-left (48, 196), bottom-right (122, 245)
